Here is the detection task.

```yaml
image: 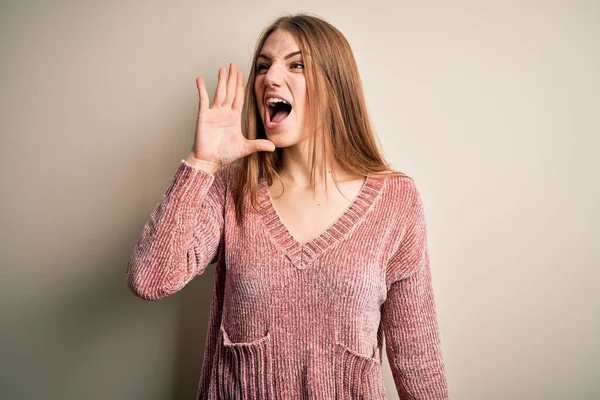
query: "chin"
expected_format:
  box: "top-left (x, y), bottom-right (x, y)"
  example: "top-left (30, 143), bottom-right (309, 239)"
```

top-left (258, 112), bottom-right (307, 147)
top-left (275, 136), bottom-right (312, 151)
top-left (263, 129), bottom-right (302, 147)
top-left (264, 133), bottom-right (292, 147)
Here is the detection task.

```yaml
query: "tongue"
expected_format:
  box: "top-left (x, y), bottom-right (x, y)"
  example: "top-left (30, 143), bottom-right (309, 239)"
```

top-left (272, 109), bottom-right (290, 124)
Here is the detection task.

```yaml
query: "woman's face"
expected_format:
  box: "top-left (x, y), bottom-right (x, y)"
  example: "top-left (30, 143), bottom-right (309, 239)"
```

top-left (254, 29), bottom-right (308, 147)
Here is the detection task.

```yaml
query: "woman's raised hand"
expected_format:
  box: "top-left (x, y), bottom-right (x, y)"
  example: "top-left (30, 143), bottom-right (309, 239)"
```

top-left (189, 63), bottom-right (275, 170)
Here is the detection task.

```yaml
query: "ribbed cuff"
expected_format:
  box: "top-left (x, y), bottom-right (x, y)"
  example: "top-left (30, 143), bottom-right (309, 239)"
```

top-left (164, 159), bottom-right (217, 211)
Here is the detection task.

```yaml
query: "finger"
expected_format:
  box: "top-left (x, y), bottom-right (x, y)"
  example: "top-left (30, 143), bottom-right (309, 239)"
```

top-left (196, 77), bottom-right (209, 114)
top-left (223, 63), bottom-right (237, 107)
top-left (232, 71), bottom-right (245, 111)
top-left (244, 139), bottom-right (275, 155)
top-left (213, 67), bottom-right (227, 107)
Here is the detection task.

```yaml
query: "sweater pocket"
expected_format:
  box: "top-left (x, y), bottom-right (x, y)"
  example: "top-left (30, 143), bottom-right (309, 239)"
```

top-left (217, 323), bottom-right (275, 399)
top-left (334, 342), bottom-right (387, 400)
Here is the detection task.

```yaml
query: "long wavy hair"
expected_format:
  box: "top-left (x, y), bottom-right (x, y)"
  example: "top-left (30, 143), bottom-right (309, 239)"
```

top-left (232, 13), bottom-right (407, 223)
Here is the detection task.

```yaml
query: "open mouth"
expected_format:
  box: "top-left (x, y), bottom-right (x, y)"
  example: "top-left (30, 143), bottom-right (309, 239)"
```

top-left (267, 100), bottom-right (292, 125)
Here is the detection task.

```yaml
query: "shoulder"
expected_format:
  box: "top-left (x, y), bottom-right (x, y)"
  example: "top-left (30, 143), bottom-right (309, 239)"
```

top-left (378, 171), bottom-right (423, 216)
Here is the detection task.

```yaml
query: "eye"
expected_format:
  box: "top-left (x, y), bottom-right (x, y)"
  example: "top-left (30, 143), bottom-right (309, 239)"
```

top-left (256, 63), bottom-right (269, 72)
top-left (291, 62), bottom-right (304, 70)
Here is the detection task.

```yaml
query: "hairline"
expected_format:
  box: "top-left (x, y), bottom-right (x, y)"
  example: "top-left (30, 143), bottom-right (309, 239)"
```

top-left (256, 50), bottom-right (303, 62)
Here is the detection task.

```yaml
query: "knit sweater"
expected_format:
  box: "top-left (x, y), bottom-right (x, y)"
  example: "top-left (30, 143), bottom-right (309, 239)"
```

top-left (126, 159), bottom-right (449, 399)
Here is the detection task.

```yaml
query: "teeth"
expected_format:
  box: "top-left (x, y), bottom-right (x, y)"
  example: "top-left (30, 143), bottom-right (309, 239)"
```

top-left (266, 97), bottom-right (289, 106)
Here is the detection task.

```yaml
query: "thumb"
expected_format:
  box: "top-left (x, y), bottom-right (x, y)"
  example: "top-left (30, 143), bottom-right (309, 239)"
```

top-left (246, 139), bottom-right (276, 154)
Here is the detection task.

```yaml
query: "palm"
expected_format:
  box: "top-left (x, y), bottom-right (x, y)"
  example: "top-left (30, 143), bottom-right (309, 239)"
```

top-left (192, 63), bottom-right (274, 167)
top-left (196, 107), bottom-right (245, 166)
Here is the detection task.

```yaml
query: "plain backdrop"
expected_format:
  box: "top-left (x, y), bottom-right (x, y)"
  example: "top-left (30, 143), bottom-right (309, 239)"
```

top-left (1, 1), bottom-right (598, 399)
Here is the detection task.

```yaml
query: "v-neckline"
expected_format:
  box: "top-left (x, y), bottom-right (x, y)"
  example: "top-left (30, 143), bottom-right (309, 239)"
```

top-left (257, 173), bottom-right (386, 270)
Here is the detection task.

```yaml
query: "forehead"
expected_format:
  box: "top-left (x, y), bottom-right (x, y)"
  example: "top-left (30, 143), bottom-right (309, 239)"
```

top-left (259, 29), bottom-right (300, 56)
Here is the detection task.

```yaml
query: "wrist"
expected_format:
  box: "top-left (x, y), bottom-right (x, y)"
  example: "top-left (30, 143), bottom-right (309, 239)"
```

top-left (184, 152), bottom-right (221, 174)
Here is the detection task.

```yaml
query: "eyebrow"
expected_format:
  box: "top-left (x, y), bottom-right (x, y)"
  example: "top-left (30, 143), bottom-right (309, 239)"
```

top-left (256, 51), bottom-right (302, 61)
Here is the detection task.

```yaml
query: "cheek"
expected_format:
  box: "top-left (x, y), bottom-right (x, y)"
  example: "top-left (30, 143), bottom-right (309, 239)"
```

top-left (293, 95), bottom-right (306, 118)
top-left (292, 79), bottom-right (307, 114)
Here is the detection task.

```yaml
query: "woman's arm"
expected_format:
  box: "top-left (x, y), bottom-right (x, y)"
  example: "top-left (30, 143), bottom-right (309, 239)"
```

top-left (125, 158), bottom-right (230, 300)
top-left (381, 179), bottom-right (449, 398)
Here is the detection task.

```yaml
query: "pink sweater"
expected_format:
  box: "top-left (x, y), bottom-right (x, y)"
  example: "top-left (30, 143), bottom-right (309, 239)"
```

top-left (126, 159), bottom-right (449, 399)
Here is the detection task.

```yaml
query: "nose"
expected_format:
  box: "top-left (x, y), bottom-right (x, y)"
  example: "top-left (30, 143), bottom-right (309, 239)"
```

top-left (263, 61), bottom-right (285, 87)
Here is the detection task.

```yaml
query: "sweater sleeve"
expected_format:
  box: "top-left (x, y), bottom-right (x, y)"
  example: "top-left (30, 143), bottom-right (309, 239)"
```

top-left (126, 159), bottom-right (228, 300)
top-left (381, 179), bottom-right (449, 399)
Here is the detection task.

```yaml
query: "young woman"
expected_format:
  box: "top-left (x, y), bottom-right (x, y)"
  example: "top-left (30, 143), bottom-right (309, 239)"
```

top-left (127, 13), bottom-right (449, 400)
